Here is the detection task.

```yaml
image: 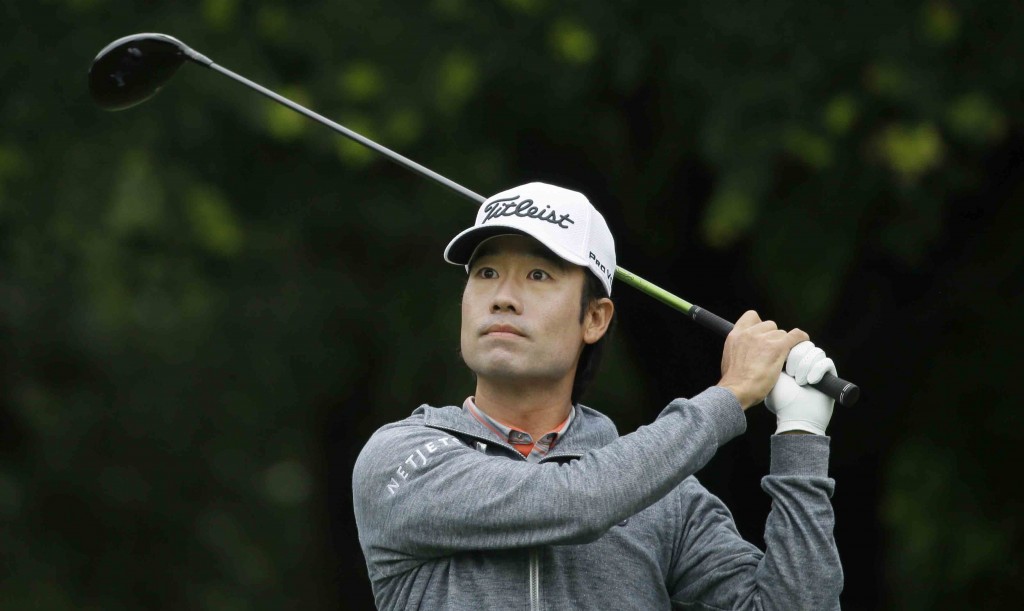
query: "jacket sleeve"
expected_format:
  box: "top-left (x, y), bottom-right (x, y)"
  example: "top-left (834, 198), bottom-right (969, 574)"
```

top-left (667, 434), bottom-right (843, 610)
top-left (352, 387), bottom-right (745, 578)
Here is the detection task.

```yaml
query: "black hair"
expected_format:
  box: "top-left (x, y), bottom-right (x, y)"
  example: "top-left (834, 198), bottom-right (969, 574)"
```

top-left (572, 270), bottom-right (615, 405)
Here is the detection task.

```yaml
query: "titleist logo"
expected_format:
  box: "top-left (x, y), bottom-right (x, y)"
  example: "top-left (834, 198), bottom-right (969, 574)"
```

top-left (482, 196), bottom-right (575, 229)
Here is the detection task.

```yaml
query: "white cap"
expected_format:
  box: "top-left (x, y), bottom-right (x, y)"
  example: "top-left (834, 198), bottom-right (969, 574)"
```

top-left (444, 182), bottom-right (616, 295)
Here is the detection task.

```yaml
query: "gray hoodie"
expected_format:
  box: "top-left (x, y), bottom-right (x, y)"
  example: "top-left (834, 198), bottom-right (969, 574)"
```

top-left (353, 387), bottom-right (843, 609)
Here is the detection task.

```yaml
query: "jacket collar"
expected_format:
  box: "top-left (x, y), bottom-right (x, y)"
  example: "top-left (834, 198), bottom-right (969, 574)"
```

top-left (417, 402), bottom-right (620, 457)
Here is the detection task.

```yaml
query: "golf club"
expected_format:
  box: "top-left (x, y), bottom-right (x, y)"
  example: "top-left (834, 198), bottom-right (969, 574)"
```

top-left (87, 32), bottom-right (860, 407)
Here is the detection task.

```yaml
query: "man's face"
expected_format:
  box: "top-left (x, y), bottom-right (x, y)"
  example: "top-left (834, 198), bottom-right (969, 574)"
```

top-left (460, 235), bottom-right (589, 387)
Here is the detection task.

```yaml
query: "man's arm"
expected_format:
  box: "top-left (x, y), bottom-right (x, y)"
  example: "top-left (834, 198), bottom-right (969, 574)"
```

top-left (354, 309), bottom-right (816, 579)
top-left (352, 387), bottom-right (744, 577)
top-left (667, 339), bottom-right (844, 609)
top-left (667, 435), bottom-right (842, 610)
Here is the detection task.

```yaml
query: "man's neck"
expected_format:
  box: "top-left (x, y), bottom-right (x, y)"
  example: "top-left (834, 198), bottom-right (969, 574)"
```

top-left (473, 378), bottom-right (574, 440)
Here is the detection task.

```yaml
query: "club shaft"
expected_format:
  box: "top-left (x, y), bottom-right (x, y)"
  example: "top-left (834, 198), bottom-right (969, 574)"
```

top-left (202, 61), bottom-right (691, 314)
top-left (192, 55), bottom-right (860, 407)
top-left (204, 62), bottom-right (488, 205)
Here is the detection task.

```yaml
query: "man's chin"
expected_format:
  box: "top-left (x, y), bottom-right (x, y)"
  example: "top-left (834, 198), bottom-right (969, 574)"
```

top-left (470, 362), bottom-right (529, 381)
top-left (464, 348), bottom-right (575, 385)
top-left (473, 364), bottom-right (578, 388)
top-left (468, 358), bottom-right (544, 383)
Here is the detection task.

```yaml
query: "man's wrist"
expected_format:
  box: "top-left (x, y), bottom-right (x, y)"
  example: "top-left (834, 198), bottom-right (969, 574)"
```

top-left (770, 434), bottom-right (831, 476)
top-left (715, 383), bottom-right (757, 411)
top-left (775, 419), bottom-right (827, 436)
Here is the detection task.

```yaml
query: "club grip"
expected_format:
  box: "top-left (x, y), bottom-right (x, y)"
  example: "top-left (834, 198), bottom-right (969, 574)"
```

top-left (812, 370), bottom-right (860, 407)
top-left (689, 305), bottom-right (736, 337)
top-left (688, 306), bottom-right (860, 407)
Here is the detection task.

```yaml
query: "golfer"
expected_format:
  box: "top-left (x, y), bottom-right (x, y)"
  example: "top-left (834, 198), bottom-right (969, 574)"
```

top-left (353, 182), bottom-right (843, 610)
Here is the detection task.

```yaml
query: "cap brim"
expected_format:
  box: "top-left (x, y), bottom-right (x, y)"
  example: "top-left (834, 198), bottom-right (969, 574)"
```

top-left (444, 223), bottom-right (590, 268)
top-left (444, 225), bottom-right (525, 265)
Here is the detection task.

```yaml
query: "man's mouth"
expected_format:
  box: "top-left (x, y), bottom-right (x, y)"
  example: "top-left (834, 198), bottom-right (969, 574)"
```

top-left (483, 323), bottom-right (526, 338)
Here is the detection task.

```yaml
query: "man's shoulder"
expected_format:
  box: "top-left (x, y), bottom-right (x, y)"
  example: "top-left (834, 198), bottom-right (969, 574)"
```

top-left (364, 404), bottom-right (462, 440)
top-left (549, 403), bottom-right (620, 452)
top-left (353, 405), bottom-right (472, 481)
top-left (361, 402), bottom-right (622, 454)
top-left (358, 403), bottom-right (489, 455)
top-left (573, 403), bottom-right (620, 435)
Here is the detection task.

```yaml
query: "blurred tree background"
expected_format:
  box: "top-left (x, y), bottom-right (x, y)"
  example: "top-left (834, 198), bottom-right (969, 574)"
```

top-left (1, 0), bottom-right (1022, 608)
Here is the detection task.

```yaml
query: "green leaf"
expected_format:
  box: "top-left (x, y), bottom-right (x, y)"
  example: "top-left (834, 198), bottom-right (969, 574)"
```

top-left (823, 95), bottom-right (859, 136)
top-left (435, 51), bottom-right (480, 113)
top-left (701, 185), bottom-right (757, 249)
top-left (783, 127), bottom-right (834, 169)
top-left (921, 2), bottom-right (960, 44)
top-left (339, 62), bottom-right (385, 102)
top-left (502, 0), bottom-right (546, 15)
top-left (876, 123), bottom-right (944, 181)
top-left (107, 150), bottom-right (166, 236)
top-left (333, 113), bottom-right (379, 166)
top-left (186, 186), bottom-right (244, 257)
top-left (264, 87), bottom-right (310, 141)
top-left (202, 0), bottom-right (238, 29)
top-left (946, 93), bottom-right (1007, 145)
top-left (549, 20), bottom-right (598, 64)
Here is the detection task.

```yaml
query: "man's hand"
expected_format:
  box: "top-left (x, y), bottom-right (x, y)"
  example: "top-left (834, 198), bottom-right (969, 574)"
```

top-left (717, 310), bottom-right (809, 410)
top-left (765, 341), bottom-right (836, 435)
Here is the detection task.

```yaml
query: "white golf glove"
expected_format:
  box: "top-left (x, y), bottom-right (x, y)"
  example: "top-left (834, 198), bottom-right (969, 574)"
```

top-left (765, 341), bottom-right (836, 436)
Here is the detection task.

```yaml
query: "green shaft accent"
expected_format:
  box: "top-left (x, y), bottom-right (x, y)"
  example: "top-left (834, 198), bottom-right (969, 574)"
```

top-left (614, 266), bottom-right (693, 315)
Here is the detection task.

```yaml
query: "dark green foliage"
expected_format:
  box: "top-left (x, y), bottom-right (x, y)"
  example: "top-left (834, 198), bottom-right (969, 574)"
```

top-left (1, 1), bottom-right (1022, 608)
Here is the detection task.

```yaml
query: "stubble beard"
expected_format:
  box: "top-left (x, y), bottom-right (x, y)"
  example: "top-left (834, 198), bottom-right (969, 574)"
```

top-left (461, 338), bottom-right (580, 392)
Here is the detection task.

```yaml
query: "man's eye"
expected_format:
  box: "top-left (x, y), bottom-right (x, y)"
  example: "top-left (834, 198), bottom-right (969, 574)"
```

top-left (478, 267), bottom-right (498, 279)
top-left (529, 270), bottom-right (549, 281)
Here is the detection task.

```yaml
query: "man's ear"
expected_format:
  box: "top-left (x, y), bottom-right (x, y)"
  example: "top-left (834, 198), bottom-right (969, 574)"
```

top-left (582, 298), bottom-right (614, 345)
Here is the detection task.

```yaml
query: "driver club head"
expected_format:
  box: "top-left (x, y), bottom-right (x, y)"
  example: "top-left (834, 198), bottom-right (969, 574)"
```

top-left (88, 33), bottom-right (192, 110)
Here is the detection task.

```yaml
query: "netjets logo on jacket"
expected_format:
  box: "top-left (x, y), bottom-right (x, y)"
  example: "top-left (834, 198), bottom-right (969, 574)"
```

top-left (482, 195), bottom-right (575, 229)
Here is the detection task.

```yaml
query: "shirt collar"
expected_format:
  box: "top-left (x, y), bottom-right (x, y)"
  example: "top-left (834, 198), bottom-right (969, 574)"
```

top-left (462, 396), bottom-right (575, 452)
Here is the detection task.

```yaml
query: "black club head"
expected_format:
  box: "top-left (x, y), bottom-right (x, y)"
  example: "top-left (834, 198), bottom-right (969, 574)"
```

top-left (88, 33), bottom-right (191, 110)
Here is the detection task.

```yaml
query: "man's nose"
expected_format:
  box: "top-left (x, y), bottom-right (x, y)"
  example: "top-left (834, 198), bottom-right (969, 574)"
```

top-left (491, 278), bottom-right (521, 313)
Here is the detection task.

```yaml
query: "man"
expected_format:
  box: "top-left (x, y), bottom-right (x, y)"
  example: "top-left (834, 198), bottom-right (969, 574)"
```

top-left (353, 182), bottom-right (843, 609)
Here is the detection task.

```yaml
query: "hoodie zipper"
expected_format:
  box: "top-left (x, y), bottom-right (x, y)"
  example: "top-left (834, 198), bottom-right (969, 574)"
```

top-left (426, 423), bottom-right (572, 610)
top-left (529, 548), bottom-right (541, 611)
